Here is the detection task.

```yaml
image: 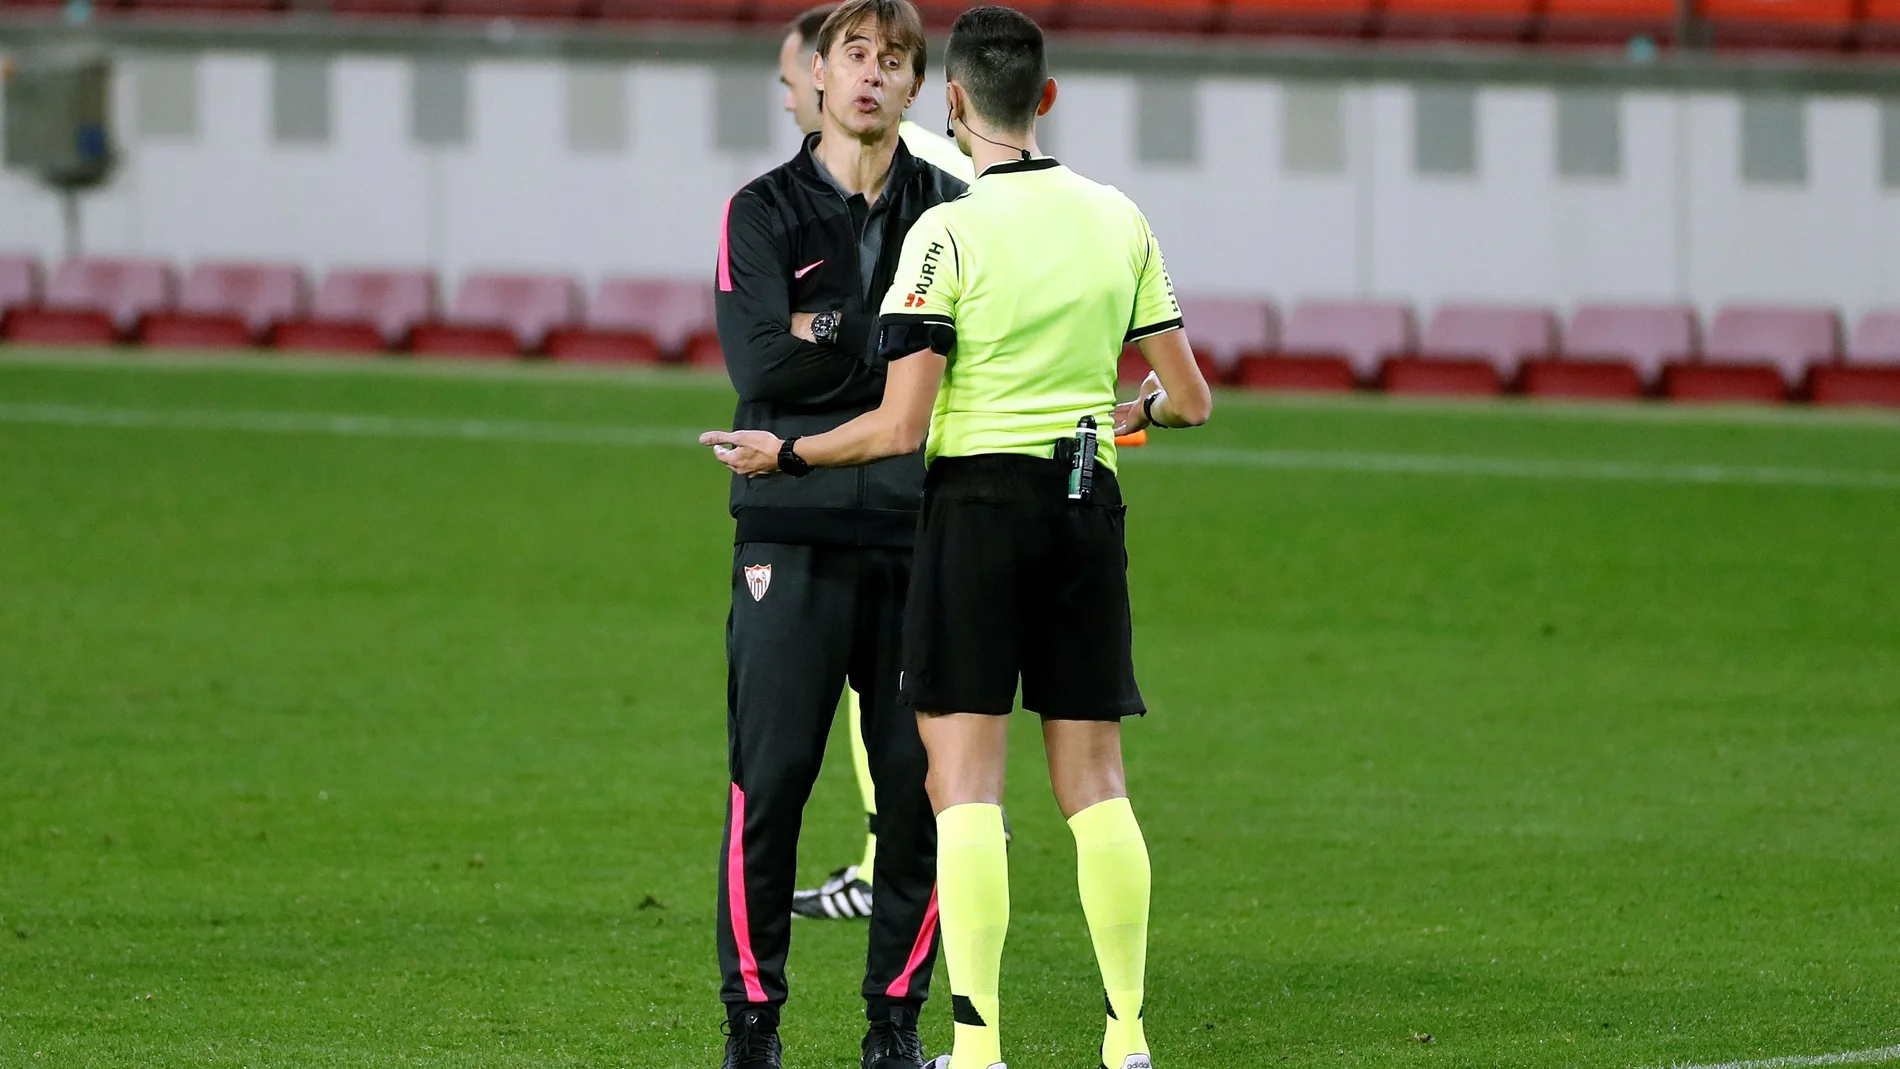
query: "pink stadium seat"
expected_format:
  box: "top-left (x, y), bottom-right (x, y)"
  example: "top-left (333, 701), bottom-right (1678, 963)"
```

top-left (1846, 310), bottom-right (1900, 366)
top-left (1118, 343), bottom-right (1226, 387)
top-left (1541, 0), bottom-right (1679, 42)
top-left (0, 255), bottom-right (40, 331)
top-left (1224, 0), bottom-right (1377, 36)
top-left (411, 272), bottom-right (579, 358)
top-left (1703, 304), bottom-right (1840, 385)
top-left (142, 262), bottom-right (307, 349)
top-left (1419, 303), bottom-right (1557, 380)
top-left (1521, 303), bottom-right (1694, 400)
top-left (1236, 299), bottom-right (1414, 392)
top-left (274, 268), bottom-right (436, 353)
top-left (1065, 0), bottom-right (1220, 33)
top-left (579, 278), bottom-right (716, 361)
top-left (6, 257), bottom-right (176, 344)
top-left (1176, 297), bottom-right (1279, 368)
top-left (597, 0), bottom-right (748, 21)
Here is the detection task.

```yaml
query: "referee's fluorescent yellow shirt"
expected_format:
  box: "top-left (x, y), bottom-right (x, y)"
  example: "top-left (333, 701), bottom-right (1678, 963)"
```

top-left (899, 120), bottom-right (976, 183)
top-left (877, 157), bottom-right (1183, 473)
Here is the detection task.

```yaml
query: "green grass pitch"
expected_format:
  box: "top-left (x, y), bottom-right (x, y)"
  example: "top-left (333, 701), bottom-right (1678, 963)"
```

top-left (2, 350), bottom-right (1898, 1069)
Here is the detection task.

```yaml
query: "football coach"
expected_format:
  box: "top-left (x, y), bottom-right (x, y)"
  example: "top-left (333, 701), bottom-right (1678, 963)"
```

top-left (703, 6), bottom-right (1214, 1068)
top-left (708, 3), bottom-right (968, 1069)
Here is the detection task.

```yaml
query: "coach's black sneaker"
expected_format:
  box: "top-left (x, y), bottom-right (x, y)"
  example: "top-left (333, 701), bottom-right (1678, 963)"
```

top-left (719, 1009), bottom-right (782, 1069)
top-left (862, 1005), bottom-right (926, 1069)
top-left (792, 865), bottom-right (873, 920)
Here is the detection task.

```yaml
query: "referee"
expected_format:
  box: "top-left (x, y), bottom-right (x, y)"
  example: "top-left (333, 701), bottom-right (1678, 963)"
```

top-left (702, 7), bottom-right (1213, 1069)
top-left (708, 3), bottom-right (966, 1069)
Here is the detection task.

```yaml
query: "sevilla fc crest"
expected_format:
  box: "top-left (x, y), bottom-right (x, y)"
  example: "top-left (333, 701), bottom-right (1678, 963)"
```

top-left (744, 564), bottom-right (772, 602)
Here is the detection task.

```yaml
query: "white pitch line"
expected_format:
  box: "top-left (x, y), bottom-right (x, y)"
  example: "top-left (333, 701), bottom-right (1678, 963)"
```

top-left (4, 401), bottom-right (1900, 492)
top-left (1652, 1043), bottom-right (1900, 1069)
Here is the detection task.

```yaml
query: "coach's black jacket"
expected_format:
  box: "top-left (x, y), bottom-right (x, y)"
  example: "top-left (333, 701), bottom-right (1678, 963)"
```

top-left (716, 133), bottom-right (966, 549)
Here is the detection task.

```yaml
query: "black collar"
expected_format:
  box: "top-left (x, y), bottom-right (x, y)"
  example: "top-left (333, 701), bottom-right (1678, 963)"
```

top-left (792, 131), bottom-right (921, 194)
top-left (978, 156), bottom-right (1061, 178)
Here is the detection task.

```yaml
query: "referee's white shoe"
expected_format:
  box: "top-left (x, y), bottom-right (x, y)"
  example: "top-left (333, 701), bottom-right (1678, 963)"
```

top-left (790, 865), bottom-right (873, 920)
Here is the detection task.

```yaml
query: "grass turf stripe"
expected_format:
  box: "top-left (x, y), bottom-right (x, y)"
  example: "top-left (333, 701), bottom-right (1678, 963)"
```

top-left (4, 400), bottom-right (1899, 491)
top-left (1656, 1043), bottom-right (1900, 1069)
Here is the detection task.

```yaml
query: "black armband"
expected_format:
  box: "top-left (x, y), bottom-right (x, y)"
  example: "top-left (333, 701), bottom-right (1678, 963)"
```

top-left (877, 314), bottom-right (957, 362)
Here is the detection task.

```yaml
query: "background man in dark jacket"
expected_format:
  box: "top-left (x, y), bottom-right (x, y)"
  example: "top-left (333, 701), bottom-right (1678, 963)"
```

top-left (709, 3), bottom-right (966, 1068)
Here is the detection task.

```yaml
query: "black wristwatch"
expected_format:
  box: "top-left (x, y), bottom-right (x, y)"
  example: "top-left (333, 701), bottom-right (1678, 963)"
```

top-left (778, 436), bottom-right (814, 477)
top-left (1142, 390), bottom-right (1164, 428)
top-left (810, 310), bottom-right (842, 346)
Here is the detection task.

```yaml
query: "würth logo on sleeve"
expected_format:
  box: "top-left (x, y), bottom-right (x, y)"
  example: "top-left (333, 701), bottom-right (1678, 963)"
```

top-left (906, 241), bottom-right (945, 304)
top-left (744, 564), bottom-right (773, 602)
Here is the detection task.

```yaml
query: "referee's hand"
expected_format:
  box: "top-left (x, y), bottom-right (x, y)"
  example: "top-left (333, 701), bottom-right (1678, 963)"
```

top-left (1113, 372), bottom-right (1163, 436)
top-left (700, 430), bottom-right (783, 477)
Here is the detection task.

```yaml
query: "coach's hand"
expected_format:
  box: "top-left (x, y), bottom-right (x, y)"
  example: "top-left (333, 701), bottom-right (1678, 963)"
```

top-left (700, 430), bottom-right (783, 477)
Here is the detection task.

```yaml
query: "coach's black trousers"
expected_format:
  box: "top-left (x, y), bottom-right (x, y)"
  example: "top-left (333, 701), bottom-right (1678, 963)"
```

top-left (716, 542), bottom-right (939, 1024)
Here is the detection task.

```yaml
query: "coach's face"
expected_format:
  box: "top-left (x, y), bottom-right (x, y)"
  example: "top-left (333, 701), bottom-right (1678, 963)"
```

top-left (778, 31), bottom-right (824, 136)
top-left (816, 23), bottom-right (919, 140)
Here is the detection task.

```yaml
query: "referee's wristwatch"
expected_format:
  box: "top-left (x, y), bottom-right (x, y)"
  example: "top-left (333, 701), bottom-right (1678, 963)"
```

top-left (778, 436), bottom-right (814, 477)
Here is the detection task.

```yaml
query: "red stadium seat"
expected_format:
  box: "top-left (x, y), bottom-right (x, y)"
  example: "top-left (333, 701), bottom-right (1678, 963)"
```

top-left (597, 0), bottom-right (747, 21)
top-left (1382, 0), bottom-right (1538, 40)
top-left (577, 278), bottom-right (715, 362)
top-left (546, 280), bottom-right (675, 365)
top-left (1524, 303), bottom-right (1693, 399)
top-left (142, 262), bottom-right (307, 349)
top-left (436, 0), bottom-right (587, 18)
top-left (1560, 303), bottom-right (1696, 383)
top-left (1702, 0), bottom-right (1855, 47)
top-left (412, 272), bottom-right (578, 358)
top-left (275, 268), bottom-right (436, 353)
top-left (1382, 357), bottom-right (1502, 396)
top-left (326, 0), bottom-right (433, 15)
top-left (1862, 0), bottom-right (1900, 46)
top-left (1223, 0), bottom-right (1377, 36)
top-left (1176, 297), bottom-right (1279, 369)
top-left (0, 254), bottom-right (41, 333)
top-left (1119, 342), bottom-right (1226, 386)
top-left (1810, 366), bottom-right (1900, 407)
top-left (1846, 310), bottom-right (1900, 366)
top-left (1065, 0), bottom-right (1220, 33)
top-left (1702, 304), bottom-right (1840, 386)
top-left (1663, 364), bottom-right (1788, 403)
top-left (1240, 299), bottom-right (1415, 390)
top-left (130, 0), bottom-right (284, 11)
top-left (1541, 0), bottom-right (1679, 42)
top-left (8, 257), bottom-right (177, 343)
top-left (1418, 303), bottom-right (1557, 382)
top-left (684, 329), bottom-right (724, 369)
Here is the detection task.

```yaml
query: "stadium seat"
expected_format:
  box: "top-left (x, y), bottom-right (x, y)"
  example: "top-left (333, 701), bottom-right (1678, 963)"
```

top-left (1521, 303), bottom-right (1694, 399)
top-left (1702, 0), bottom-right (1855, 47)
top-left (1177, 297), bottom-right (1279, 366)
top-left (1381, 0), bottom-right (1539, 40)
top-left (1810, 366), bottom-right (1900, 407)
top-left (567, 278), bottom-right (716, 362)
top-left (141, 262), bottom-right (307, 350)
top-left (1418, 303), bottom-right (1557, 381)
top-left (1700, 304), bottom-right (1841, 387)
top-left (684, 329), bottom-right (724, 369)
top-left (1239, 299), bottom-right (1415, 391)
top-left (5, 257), bottom-right (177, 344)
top-left (1663, 363), bottom-right (1789, 403)
top-left (435, 0), bottom-right (587, 18)
top-left (912, 0), bottom-right (1062, 25)
top-left (1862, 0), bottom-right (1900, 47)
top-left (274, 268), bottom-right (437, 354)
top-left (326, 0), bottom-right (434, 16)
top-left (1119, 342), bottom-right (1226, 387)
top-left (1223, 0), bottom-right (1377, 37)
top-left (1846, 309), bottom-right (1900, 366)
top-left (0, 254), bottom-right (40, 334)
top-left (1064, 0), bottom-right (1220, 33)
top-left (546, 278), bottom-right (683, 364)
top-left (411, 272), bottom-right (578, 358)
top-left (597, 0), bottom-right (748, 22)
top-left (1540, 0), bottom-right (1679, 43)
top-left (131, 0), bottom-right (285, 11)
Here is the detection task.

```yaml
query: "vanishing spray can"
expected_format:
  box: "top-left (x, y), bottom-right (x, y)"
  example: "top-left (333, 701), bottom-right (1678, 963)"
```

top-left (1068, 415), bottom-right (1098, 501)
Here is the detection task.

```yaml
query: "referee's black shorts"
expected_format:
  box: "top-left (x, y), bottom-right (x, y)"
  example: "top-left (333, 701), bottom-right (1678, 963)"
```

top-left (899, 453), bottom-right (1146, 722)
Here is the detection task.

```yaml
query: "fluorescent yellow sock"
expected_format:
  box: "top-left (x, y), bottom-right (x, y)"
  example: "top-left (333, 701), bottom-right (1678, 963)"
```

top-left (937, 803), bottom-right (1009, 1068)
top-left (1069, 797), bottom-right (1151, 1067)
top-left (849, 690), bottom-right (877, 885)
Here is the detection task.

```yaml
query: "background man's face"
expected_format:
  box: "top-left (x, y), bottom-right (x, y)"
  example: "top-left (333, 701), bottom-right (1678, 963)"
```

top-left (777, 31), bottom-right (824, 136)
top-left (815, 23), bottom-right (918, 140)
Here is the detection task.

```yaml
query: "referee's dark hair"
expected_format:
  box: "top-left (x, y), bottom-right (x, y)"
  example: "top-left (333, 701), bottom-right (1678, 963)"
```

top-left (945, 5), bottom-right (1047, 134)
